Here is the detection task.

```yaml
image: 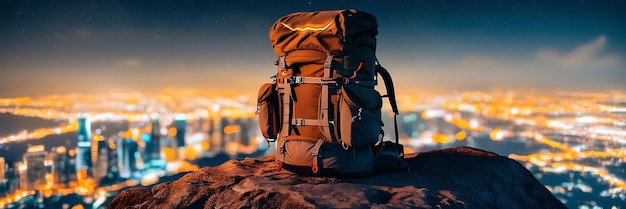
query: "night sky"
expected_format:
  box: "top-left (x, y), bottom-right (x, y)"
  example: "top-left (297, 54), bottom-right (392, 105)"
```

top-left (1, 0), bottom-right (624, 97)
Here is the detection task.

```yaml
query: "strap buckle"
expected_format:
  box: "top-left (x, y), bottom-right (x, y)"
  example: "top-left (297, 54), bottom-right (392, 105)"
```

top-left (293, 118), bottom-right (305, 125)
top-left (288, 76), bottom-right (304, 84)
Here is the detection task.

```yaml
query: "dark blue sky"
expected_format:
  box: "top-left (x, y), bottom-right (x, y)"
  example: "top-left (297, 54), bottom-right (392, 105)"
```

top-left (1, 0), bottom-right (624, 97)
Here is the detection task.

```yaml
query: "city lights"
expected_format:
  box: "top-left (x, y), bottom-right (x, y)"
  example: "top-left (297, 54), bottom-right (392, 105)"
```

top-left (0, 90), bottom-right (624, 208)
top-left (0, 91), bottom-right (263, 208)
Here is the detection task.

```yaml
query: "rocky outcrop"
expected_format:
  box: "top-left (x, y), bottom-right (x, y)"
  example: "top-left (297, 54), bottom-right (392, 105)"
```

top-left (109, 146), bottom-right (566, 209)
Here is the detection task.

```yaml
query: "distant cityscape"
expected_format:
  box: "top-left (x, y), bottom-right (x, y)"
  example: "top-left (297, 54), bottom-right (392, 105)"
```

top-left (0, 89), bottom-right (625, 209)
top-left (0, 91), bottom-right (267, 209)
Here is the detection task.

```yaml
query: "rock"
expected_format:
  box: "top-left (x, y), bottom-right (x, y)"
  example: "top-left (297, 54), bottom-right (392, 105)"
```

top-left (109, 146), bottom-right (566, 209)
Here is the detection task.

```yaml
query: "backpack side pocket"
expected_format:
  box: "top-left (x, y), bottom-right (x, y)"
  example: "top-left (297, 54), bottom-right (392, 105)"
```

top-left (257, 83), bottom-right (281, 139)
top-left (337, 85), bottom-right (383, 148)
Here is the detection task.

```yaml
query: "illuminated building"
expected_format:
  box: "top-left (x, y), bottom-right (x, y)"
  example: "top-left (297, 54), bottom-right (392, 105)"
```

top-left (207, 115), bottom-right (215, 138)
top-left (52, 146), bottom-right (71, 187)
top-left (175, 114), bottom-right (186, 160)
top-left (107, 136), bottom-right (120, 180)
top-left (220, 116), bottom-right (230, 150)
top-left (0, 157), bottom-right (5, 184)
top-left (18, 162), bottom-right (27, 191)
top-left (237, 118), bottom-right (252, 146)
top-left (146, 114), bottom-right (163, 168)
top-left (23, 145), bottom-right (46, 190)
top-left (4, 162), bottom-right (19, 194)
top-left (94, 139), bottom-right (109, 181)
top-left (175, 114), bottom-right (186, 148)
top-left (117, 137), bottom-right (138, 179)
top-left (76, 116), bottom-right (93, 178)
top-left (0, 157), bottom-right (5, 195)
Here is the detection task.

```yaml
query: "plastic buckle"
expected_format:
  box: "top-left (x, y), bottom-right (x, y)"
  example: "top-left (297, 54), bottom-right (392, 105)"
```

top-left (293, 119), bottom-right (305, 126)
top-left (287, 77), bottom-right (304, 84)
top-left (294, 76), bottom-right (304, 84)
top-left (342, 77), bottom-right (350, 85)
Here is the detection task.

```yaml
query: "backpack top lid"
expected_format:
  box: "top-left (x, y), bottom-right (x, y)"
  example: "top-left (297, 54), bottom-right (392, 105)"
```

top-left (269, 9), bottom-right (378, 57)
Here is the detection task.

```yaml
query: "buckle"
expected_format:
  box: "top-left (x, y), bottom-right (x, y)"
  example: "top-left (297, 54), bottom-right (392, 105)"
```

top-left (287, 76), bottom-right (304, 84)
top-left (343, 77), bottom-right (350, 84)
top-left (293, 118), bottom-right (305, 125)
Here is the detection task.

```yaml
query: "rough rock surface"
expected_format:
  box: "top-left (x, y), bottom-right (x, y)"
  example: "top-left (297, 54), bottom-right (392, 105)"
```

top-left (109, 146), bottom-right (567, 209)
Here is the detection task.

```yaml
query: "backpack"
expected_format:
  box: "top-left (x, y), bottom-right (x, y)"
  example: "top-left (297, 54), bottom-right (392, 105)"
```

top-left (257, 9), bottom-right (404, 177)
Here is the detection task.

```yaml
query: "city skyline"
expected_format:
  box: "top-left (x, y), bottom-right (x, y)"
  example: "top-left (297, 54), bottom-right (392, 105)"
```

top-left (1, 89), bottom-right (625, 208)
top-left (1, 1), bottom-right (625, 97)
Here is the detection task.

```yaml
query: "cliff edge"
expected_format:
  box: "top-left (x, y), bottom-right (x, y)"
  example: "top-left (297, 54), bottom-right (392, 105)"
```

top-left (109, 146), bottom-right (566, 209)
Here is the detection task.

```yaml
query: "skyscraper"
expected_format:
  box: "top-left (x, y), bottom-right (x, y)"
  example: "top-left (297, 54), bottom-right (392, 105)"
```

top-left (117, 137), bottom-right (138, 179)
top-left (18, 162), bottom-right (27, 191)
top-left (147, 114), bottom-right (161, 163)
top-left (220, 116), bottom-right (230, 150)
top-left (52, 146), bottom-right (70, 187)
top-left (0, 157), bottom-right (5, 192)
top-left (24, 145), bottom-right (46, 190)
top-left (5, 161), bottom-right (20, 194)
top-left (76, 115), bottom-right (92, 178)
top-left (94, 139), bottom-right (109, 181)
top-left (175, 114), bottom-right (186, 148)
top-left (237, 118), bottom-right (252, 146)
top-left (107, 136), bottom-right (120, 180)
top-left (0, 157), bottom-right (5, 183)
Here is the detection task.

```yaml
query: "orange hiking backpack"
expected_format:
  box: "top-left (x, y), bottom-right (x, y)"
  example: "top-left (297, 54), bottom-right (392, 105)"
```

top-left (257, 10), bottom-right (404, 176)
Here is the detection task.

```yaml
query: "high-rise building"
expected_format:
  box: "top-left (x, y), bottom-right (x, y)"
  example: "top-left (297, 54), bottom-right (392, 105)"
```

top-left (107, 136), bottom-right (120, 180)
top-left (145, 114), bottom-right (166, 169)
top-left (0, 157), bottom-right (5, 184)
top-left (117, 137), bottom-right (138, 179)
top-left (207, 114), bottom-right (215, 138)
top-left (237, 118), bottom-right (252, 146)
top-left (175, 114), bottom-right (187, 160)
top-left (23, 145), bottom-right (46, 190)
top-left (76, 116), bottom-right (92, 178)
top-left (5, 161), bottom-right (20, 194)
top-left (175, 114), bottom-right (186, 148)
top-left (52, 146), bottom-right (71, 187)
top-left (93, 139), bottom-right (109, 181)
top-left (0, 157), bottom-right (5, 196)
top-left (147, 114), bottom-right (161, 163)
top-left (17, 162), bottom-right (27, 191)
top-left (220, 116), bottom-right (230, 150)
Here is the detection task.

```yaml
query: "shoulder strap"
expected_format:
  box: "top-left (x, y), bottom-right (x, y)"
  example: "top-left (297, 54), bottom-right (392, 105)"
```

top-left (376, 64), bottom-right (399, 115)
top-left (375, 59), bottom-right (400, 145)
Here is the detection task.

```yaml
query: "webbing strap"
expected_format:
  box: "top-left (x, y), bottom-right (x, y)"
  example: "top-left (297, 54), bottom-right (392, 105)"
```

top-left (319, 54), bottom-right (333, 143)
top-left (347, 80), bottom-right (376, 86)
top-left (288, 76), bottom-right (336, 84)
top-left (311, 139), bottom-right (324, 174)
top-left (277, 136), bottom-right (287, 167)
top-left (278, 56), bottom-right (292, 142)
top-left (375, 60), bottom-right (400, 145)
top-left (279, 56), bottom-right (286, 71)
top-left (376, 64), bottom-right (399, 115)
top-left (292, 118), bottom-right (328, 126)
top-left (324, 55), bottom-right (332, 77)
